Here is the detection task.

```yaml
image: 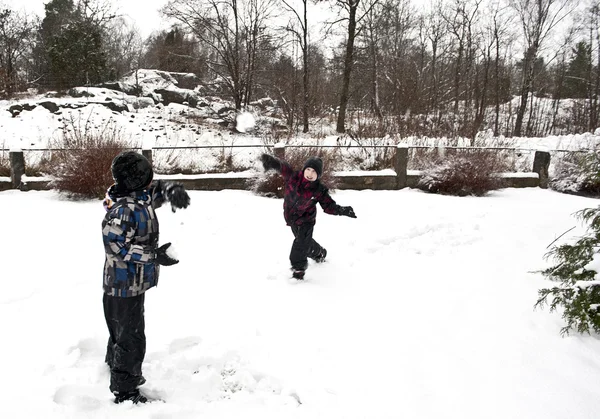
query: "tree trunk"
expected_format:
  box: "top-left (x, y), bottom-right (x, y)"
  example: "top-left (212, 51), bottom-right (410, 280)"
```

top-left (514, 45), bottom-right (537, 137)
top-left (302, 2), bottom-right (309, 133)
top-left (551, 54), bottom-right (566, 134)
top-left (594, 19), bottom-right (600, 130)
top-left (494, 25), bottom-right (500, 136)
top-left (453, 43), bottom-right (463, 115)
top-left (370, 30), bottom-right (383, 119)
top-left (473, 47), bottom-right (491, 142)
top-left (336, 1), bottom-right (359, 134)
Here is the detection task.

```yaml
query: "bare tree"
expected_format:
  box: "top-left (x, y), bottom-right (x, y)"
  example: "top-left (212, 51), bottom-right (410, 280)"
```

top-left (424, 3), bottom-right (448, 119)
top-left (77, 0), bottom-right (117, 27)
top-left (469, 0), bottom-right (513, 139)
top-left (282, 0), bottom-right (310, 132)
top-left (326, 0), bottom-right (380, 133)
top-left (376, 0), bottom-right (416, 114)
top-left (103, 17), bottom-right (142, 80)
top-left (361, 0), bottom-right (385, 119)
top-left (588, 3), bottom-right (600, 130)
top-left (509, 0), bottom-right (575, 137)
top-left (162, 0), bottom-right (276, 109)
top-left (0, 8), bottom-right (33, 96)
top-left (487, 2), bottom-right (514, 136)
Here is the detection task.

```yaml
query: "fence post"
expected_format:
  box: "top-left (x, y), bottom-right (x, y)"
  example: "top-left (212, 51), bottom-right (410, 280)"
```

top-left (142, 148), bottom-right (153, 166)
top-left (10, 149), bottom-right (24, 189)
top-left (274, 143), bottom-right (286, 160)
top-left (532, 150), bottom-right (551, 189)
top-left (394, 144), bottom-right (408, 189)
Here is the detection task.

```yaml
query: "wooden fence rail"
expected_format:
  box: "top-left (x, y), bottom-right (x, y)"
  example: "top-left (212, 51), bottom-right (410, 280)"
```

top-left (0, 146), bottom-right (551, 192)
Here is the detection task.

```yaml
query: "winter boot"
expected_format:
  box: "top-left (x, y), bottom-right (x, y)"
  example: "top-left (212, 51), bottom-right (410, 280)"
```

top-left (314, 248), bottom-right (327, 263)
top-left (292, 270), bottom-right (305, 280)
top-left (114, 389), bottom-right (149, 404)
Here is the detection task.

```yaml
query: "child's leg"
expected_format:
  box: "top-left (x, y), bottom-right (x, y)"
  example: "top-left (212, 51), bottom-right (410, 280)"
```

top-left (289, 224), bottom-right (314, 271)
top-left (103, 293), bottom-right (147, 395)
top-left (105, 336), bottom-right (114, 367)
top-left (307, 236), bottom-right (325, 261)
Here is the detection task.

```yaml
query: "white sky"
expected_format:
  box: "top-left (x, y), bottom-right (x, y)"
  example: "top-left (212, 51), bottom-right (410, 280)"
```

top-left (3, 0), bottom-right (170, 37)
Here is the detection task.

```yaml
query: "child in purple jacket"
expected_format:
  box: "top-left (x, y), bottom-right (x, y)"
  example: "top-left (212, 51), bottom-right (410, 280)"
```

top-left (261, 154), bottom-right (357, 279)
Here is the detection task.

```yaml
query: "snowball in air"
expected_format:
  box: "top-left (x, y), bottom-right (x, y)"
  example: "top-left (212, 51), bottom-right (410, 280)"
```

top-left (236, 112), bottom-right (255, 133)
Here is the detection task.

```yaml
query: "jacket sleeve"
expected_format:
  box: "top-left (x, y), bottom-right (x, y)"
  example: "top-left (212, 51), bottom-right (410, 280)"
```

top-left (317, 187), bottom-right (343, 215)
top-left (103, 205), bottom-right (155, 264)
top-left (261, 154), bottom-right (293, 181)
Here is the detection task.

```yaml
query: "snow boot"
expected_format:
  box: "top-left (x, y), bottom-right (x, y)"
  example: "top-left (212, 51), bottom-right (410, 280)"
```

top-left (292, 270), bottom-right (305, 280)
top-left (114, 389), bottom-right (149, 404)
top-left (314, 248), bottom-right (327, 263)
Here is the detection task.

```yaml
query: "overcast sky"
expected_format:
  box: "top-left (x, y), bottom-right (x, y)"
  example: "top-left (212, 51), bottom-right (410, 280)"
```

top-left (4, 0), bottom-right (170, 37)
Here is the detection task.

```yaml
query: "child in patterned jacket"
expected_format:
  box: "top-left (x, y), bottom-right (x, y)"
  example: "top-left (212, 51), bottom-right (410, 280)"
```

top-left (102, 151), bottom-right (190, 404)
top-left (260, 153), bottom-right (357, 279)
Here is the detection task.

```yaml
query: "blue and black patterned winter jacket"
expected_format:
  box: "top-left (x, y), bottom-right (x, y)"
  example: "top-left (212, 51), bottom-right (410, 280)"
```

top-left (102, 181), bottom-right (169, 297)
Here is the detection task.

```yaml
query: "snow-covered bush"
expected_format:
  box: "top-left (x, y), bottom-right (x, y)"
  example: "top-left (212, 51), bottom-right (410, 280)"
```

top-left (336, 134), bottom-right (397, 170)
top-left (417, 151), bottom-right (508, 196)
top-left (251, 147), bottom-right (340, 198)
top-left (0, 151), bottom-right (8, 177)
top-left (0, 140), bottom-right (8, 176)
top-left (550, 151), bottom-right (600, 197)
top-left (536, 207), bottom-right (600, 335)
top-left (46, 116), bottom-right (132, 199)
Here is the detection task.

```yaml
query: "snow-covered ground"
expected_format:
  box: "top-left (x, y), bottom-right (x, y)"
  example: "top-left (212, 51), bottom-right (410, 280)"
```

top-left (2, 187), bottom-right (600, 418)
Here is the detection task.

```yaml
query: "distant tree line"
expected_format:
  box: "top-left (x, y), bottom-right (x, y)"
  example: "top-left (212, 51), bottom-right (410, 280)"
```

top-left (1, 0), bottom-right (598, 138)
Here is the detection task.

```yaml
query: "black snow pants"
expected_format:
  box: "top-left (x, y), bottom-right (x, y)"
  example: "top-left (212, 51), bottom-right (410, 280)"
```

top-left (103, 293), bottom-right (146, 394)
top-left (290, 223), bottom-right (325, 271)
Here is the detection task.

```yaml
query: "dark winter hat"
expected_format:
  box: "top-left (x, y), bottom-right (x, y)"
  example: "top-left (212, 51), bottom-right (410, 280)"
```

top-left (111, 151), bottom-right (153, 193)
top-left (303, 156), bottom-right (323, 179)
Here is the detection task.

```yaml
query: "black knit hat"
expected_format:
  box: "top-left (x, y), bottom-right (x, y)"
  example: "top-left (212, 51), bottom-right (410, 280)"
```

top-left (111, 151), bottom-right (153, 193)
top-left (303, 156), bottom-right (323, 179)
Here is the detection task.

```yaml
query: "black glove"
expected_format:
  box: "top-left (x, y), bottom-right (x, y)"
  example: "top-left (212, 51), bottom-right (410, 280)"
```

top-left (261, 154), bottom-right (282, 172)
top-left (167, 184), bottom-right (190, 212)
top-left (339, 206), bottom-right (357, 218)
top-left (155, 243), bottom-right (179, 266)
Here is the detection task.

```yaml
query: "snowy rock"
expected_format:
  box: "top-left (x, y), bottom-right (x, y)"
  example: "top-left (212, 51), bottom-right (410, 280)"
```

top-left (217, 106), bottom-right (236, 116)
top-left (169, 72), bottom-right (201, 89)
top-left (8, 104), bottom-right (37, 117)
top-left (155, 88), bottom-right (200, 108)
top-left (129, 97), bottom-right (155, 110)
top-left (99, 100), bottom-right (128, 113)
top-left (96, 81), bottom-right (139, 96)
top-left (250, 97), bottom-right (274, 109)
top-left (39, 101), bottom-right (60, 114)
top-left (68, 87), bottom-right (95, 98)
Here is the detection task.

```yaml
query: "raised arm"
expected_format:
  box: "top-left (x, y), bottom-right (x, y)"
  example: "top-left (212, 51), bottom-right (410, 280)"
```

top-left (148, 180), bottom-right (190, 212)
top-left (261, 154), bottom-right (293, 180)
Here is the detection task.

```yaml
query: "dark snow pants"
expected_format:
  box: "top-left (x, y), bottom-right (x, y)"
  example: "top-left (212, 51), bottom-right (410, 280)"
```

top-left (103, 293), bottom-right (146, 394)
top-left (290, 223), bottom-right (325, 271)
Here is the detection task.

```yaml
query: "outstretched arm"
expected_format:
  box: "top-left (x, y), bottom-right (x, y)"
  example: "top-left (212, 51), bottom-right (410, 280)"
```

top-left (149, 180), bottom-right (191, 212)
top-left (318, 189), bottom-right (357, 218)
top-left (261, 154), bottom-right (293, 180)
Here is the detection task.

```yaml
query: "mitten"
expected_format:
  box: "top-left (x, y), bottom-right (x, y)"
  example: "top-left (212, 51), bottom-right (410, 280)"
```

top-left (339, 206), bottom-right (357, 218)
top-left (167, 184), bottom-right (190, 212)
top-left (155, 243), bottom-right (179, 266)
top-left (261, 154), bottom-right (282, 172)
